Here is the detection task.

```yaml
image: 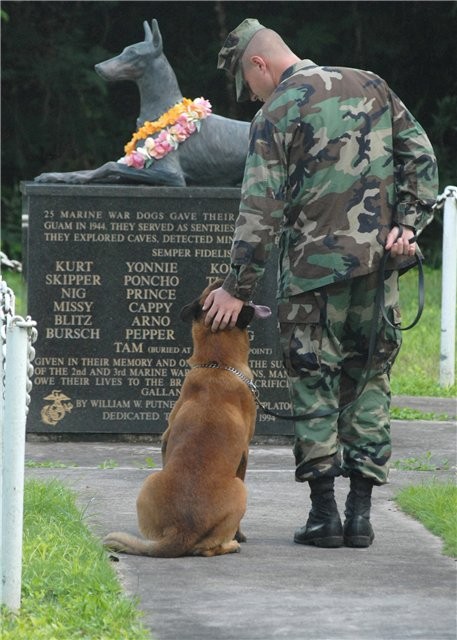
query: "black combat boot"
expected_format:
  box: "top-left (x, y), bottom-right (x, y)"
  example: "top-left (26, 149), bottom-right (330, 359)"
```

top-left (294, 477), bottom-right (343, 548)
top-left (343, 474), bottom-right (375, 548)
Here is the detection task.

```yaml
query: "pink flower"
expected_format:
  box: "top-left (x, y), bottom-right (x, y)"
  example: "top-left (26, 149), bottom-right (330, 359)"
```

top-left (130, 151), bottom-right (146, 168)
top-left (119, 150), bottom-right (145, 168)
top-left (144, 137), bottom-right (157, 156)
top-left (149, 130), bottom-right (177, 159)
top-left (193, 97), bottom-right (212, 117)
top-left (169, 122), bottom-right (189, 142)
top-left (176, 114), bottom-right (197, 135)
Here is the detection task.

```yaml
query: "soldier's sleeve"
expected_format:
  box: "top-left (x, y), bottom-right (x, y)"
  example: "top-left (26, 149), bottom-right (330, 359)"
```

top-left (222, 113), bottom-right (287, 301)
top-left (390, 89), bottom-right (439, 233)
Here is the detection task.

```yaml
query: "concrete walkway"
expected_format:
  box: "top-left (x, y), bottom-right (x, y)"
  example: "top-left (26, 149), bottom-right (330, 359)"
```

top-left (25, 397), bottom-right (456, 640)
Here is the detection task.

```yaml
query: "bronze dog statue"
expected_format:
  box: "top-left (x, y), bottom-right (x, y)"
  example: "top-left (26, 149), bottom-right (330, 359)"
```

top-left (35, 20), bottom-right (249, 187)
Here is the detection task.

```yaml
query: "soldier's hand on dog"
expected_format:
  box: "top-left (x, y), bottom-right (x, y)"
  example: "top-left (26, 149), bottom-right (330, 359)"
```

top-left (203, 287), bottom-right (244, 332)
top-left (385, 225), bottom-right (416, 257)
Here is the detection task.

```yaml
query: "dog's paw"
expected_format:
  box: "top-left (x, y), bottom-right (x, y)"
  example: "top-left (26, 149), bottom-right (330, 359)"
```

top-left (34, 172), bottom-right (62, 183)
top-left (34, 171), bottom-right (89, 185)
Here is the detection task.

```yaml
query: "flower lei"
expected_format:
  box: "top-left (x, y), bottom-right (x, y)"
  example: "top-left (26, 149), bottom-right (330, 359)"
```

top-left (118, 97), bottom-right (212, 169)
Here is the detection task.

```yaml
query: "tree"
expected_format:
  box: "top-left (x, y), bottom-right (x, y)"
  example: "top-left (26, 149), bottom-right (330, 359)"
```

top-left (1, 1), bottom-right (455, 261)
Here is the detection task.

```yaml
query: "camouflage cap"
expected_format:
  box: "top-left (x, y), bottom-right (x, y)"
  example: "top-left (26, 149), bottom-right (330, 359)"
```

top-left (217, 18), bottom-right (266, 102)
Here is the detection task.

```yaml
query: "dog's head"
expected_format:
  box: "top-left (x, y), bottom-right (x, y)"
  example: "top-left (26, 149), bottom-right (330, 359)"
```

top-left (180, 298), bottom-right (256, 329)
top-left (180, 280), bottom-right (270, 330)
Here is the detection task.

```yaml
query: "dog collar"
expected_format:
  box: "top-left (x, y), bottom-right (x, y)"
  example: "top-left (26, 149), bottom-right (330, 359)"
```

top-left (191, 362), bottom-right (258, 398)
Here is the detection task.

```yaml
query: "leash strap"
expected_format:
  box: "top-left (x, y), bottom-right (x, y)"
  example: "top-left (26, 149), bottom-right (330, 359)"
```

top-left (379, 250), bottom-right (425, 331)
top-left (257, 241), bottom-right (425, 422)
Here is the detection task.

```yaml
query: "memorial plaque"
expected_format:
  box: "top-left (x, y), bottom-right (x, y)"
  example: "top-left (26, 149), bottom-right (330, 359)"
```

top-left (22, 183), bottom-right (293, 436)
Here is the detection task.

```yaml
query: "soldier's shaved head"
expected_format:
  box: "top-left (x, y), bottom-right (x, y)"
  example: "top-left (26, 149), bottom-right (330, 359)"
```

top-left (243, 29), bottom-right (295, 63)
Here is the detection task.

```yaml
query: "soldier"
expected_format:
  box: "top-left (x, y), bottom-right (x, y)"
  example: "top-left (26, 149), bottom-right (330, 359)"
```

top-left (204, 19), bottom-right (438, 548)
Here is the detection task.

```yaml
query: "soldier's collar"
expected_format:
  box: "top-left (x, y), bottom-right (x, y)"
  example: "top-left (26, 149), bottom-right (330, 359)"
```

top-left (279, 59), bottom-right (317, 83)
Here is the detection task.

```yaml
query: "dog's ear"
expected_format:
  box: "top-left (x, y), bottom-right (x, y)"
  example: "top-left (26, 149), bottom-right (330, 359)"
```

top-left (235, 305), bottom-right (255, 329)
top-left (180, 299), bottom-right (202, 323)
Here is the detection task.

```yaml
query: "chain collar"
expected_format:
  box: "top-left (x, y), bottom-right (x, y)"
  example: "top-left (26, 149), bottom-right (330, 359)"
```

top-left (191, 362), bottom-right (258, 398)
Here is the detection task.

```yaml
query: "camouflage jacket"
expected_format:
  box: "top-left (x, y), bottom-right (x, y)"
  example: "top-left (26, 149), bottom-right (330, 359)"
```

top-left (223, 60), bottom-right (438, 301)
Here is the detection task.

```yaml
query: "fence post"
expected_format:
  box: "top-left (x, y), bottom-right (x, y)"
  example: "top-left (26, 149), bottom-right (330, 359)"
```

top-left (1, 274), bottom-right (37, 613)
top-left (0, 278), bottom-right (15, 609)
top-left (439, 186), bottom-right (457, 388)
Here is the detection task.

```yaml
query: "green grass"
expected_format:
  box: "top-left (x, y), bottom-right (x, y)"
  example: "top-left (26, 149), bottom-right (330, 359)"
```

top-left (391, 265), bottom-right (456, 397)
top-left (395, 481), bottom-right (457, 557)
top-left (25, 460), bottom-right (78, 468)
top-left (390, 407), bottom-right (452, 421)
top-left (140, 457), bottom-right (157, 469)
top-left (1, 269), bottom-right (26, 316)
top-left (1, 479), bottom-right (151, 640)
top-left (392, 451), bottom-right (449, 471)
top-left (98, 458), bottom-right (119, 469)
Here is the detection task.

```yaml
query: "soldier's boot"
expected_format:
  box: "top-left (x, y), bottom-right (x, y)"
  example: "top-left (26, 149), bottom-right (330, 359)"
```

top-left (343, 475), bottom-right (375, 548)
top-left (294, 477), bottom-right (343, 548)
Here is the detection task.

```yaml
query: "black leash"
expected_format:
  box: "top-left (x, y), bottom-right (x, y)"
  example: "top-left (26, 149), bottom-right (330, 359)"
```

top-left (256, 240), bottom-right (424, 422)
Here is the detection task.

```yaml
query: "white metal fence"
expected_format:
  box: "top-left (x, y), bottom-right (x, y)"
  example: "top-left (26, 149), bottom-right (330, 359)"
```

top-left (1, 275), bottom-right (37, 612)
top-left (436, 186), bottom-right (457, 387)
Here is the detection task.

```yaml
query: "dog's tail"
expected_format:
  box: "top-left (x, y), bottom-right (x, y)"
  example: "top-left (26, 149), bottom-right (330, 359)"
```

top-left (103, 530), bottom-right (191, 558)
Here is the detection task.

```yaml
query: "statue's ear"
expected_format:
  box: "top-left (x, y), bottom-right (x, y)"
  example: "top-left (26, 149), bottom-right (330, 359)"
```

top-left (180, 299), bottom-right (202, 323)
top-left (235, 305), bottom-right (255, 329)
top-left (144, 20), bottom-right (153, 42)
top-left (145, 19), bottom-right (163, 51)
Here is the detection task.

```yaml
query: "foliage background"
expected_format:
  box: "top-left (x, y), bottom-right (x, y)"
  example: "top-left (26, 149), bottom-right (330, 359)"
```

top-left (2, 0), bottom-right (456, 261)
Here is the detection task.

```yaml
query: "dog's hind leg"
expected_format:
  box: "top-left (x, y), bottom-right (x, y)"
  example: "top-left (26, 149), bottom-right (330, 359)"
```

top-left (236, 451), bottom-right (248, 481)
top-left (234, 451), bottom-right (249, 542)
top-left (195, 539), bottom-right (241, 557)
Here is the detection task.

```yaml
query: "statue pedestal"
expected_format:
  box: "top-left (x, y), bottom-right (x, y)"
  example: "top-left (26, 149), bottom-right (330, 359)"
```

top-left (21, 183), bottom-right (293, 437)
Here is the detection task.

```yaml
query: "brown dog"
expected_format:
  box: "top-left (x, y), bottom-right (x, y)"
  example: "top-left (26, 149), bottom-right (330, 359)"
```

top-left (103, 281), bottom-right (260, 557)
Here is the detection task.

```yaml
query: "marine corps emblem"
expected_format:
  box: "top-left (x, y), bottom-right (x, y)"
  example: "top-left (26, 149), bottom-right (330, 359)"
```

top-left (40, 390), bottom-right (74, 426)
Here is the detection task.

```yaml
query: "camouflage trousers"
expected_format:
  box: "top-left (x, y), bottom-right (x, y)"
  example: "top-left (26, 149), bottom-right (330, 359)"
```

top-left (278, 271), bottom-right (402, 485)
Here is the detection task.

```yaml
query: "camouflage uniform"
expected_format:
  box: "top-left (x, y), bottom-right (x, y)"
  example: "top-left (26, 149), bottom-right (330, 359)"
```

top-left (218, 25), bottom-right (438, 484)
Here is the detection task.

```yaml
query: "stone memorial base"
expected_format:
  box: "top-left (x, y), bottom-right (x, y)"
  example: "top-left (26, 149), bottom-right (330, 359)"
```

top-left (21, 183), bottom-right (293, 436)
